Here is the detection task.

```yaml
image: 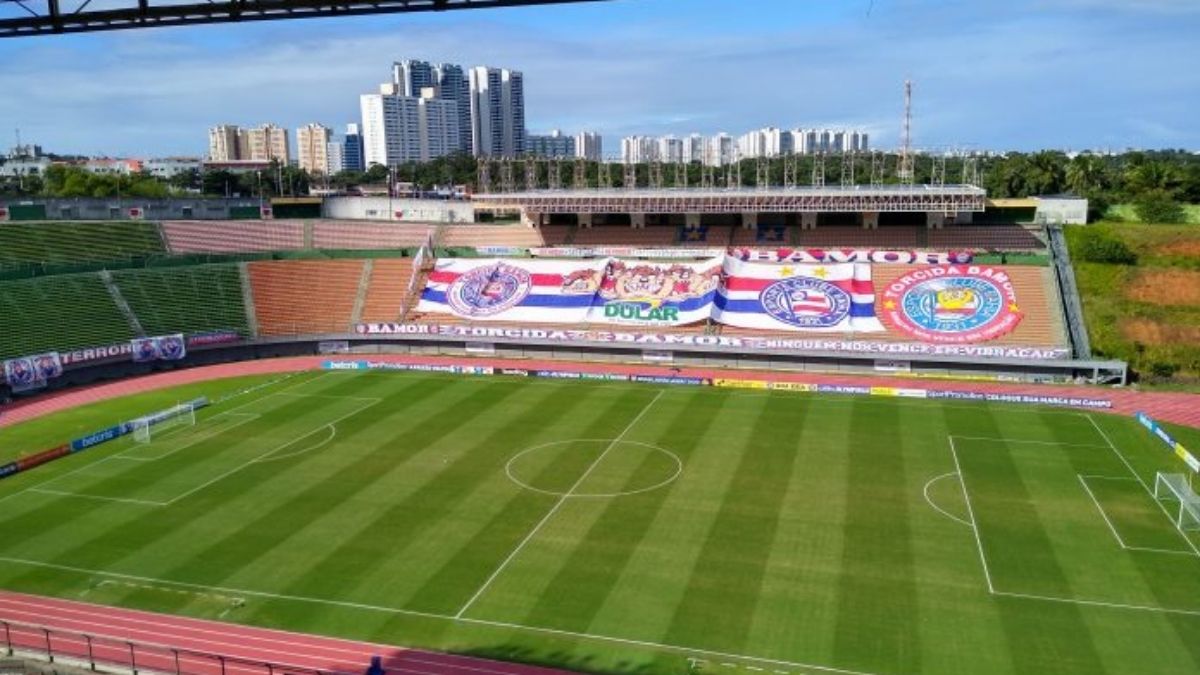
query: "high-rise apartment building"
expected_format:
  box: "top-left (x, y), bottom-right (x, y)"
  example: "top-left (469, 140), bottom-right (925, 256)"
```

top-left (208, 125), bottom-right (241, 161)
top-left (574, 132), bottom-right (602, 161)
top-left (393, 60), bottom-right (472, 154)
top-left (469, 66), bottom-right (526, 157)
top-left (658, 136), bottom-right (684, 164)
top-left (240, 124), bottom-right (290, 163)
top-left (297, 124), bottom-right (332, 175)
top-left (343, 123), bottom-right (365, 172)
top-left (527, 129), bottom-right (576, 158)
top-left (360, 84), bottom-right (461, 167)
top-left (620, 136), bottom-right (658, 164)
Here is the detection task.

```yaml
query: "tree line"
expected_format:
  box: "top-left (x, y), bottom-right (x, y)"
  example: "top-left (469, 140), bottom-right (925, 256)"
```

top-left (3, 150), bottom-right (1197, 222)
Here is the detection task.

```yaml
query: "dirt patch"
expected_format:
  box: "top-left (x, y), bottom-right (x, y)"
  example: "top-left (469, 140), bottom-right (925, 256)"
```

top-left (1125, 269), bottom-right (1200, 306)
top-left (1120, 318), bottom-right (1200, 345)
top-left (1155, 240), bottom-right (1200, 257)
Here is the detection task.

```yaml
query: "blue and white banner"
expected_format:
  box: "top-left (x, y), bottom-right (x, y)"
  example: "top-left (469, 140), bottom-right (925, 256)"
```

top-left (3, 352), bottom-right (62, 392)
top-left (132, 334), bottom-right (187, 363)
top-left (417, 258), bottom-right (610, 324)
top-left (588, 258), bottom-right (722, 326)
top-left (713, 258), bottom-right (884, 333)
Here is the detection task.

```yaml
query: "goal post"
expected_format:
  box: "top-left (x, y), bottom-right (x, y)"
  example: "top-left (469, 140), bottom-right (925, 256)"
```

top-left (1154, 472), bottom-right (1200, 532)
top-left (131, 403), bottom-right (197, 444)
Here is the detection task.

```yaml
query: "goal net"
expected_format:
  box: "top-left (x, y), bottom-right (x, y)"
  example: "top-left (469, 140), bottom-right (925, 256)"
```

top-left (131, 403), bottom-right (197, 444)
top-left (1154, 472), bottom-right (1200, 532)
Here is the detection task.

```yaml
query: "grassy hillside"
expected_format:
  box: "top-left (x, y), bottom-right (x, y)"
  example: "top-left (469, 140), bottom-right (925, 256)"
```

top-left (1067, 222), bottom-right (1200, 385)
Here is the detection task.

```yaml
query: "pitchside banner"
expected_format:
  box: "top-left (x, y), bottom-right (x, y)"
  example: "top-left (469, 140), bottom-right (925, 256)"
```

top-left (131, 334), bottom-right (187, 362)
top-left (713, 258), bottom-right (884, 333)
top-left (2, 352), bottom-right (63, 391)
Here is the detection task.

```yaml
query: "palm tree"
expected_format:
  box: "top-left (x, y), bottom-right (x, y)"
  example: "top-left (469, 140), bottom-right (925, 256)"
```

top-left (1066, 154), bottom-right (1108, 195)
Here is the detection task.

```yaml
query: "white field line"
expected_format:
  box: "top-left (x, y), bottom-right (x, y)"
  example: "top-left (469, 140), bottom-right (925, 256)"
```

top-left (454, 389), bottom-right (667, 619)
top-left (115, 412), bottom-right (260, 462)
top-left (921, 472), bottom-right (971, 527)
top-left (991, 589), bottom-right (1200, 617)
top-left (1086, 414), bottom-right (1200, 559)
top-left (946, 435), bottom-right (996, 593)
top-left (253, 424), bottom-right (337, 464)
top-left (27, 488), bottom-right (167, 507)
top-left (161, 398), bottom-right (382, 506)
top-left (0, 567), bottom-right (881, 675)
top-left (1079, 475), bottom-right (1138, 482)
top-left (949, 435), bottom-right (1110, 449)
top-left (1077, 474), bottom-right (1129, 549)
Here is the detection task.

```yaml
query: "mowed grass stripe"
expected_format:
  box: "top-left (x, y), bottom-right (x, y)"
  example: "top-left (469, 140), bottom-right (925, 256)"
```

top-left (538, 390), bottom-right (743, 646)
top-left (0, 374), bottom-right (453, 607)
top-left (282, 384), bottom-right (632, 615)
top-left (741, 394), bottom-right (853, 664)
top-left (651, 394), bottom-right (805, 657)
top-left (830, 397), bottom-right (921, 673)
top-left (509, 388), bottom-right (730, 634)
top-left (1040, 412), bottom-right (1200, 673)
top-left (0, 375), bottom-right (383, 557)
top-left (948, 408), bottom-right (1107, 675)
top-left (363, 388), bottom-right (665, 647)
top-left (137, 379), bottom-right (521, 604)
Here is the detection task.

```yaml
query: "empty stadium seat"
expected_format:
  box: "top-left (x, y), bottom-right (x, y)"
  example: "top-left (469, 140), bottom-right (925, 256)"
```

top-left (0, 273), bottom-right (132, 359)
top-left (248, 259), bottom-right (365, 336)
top-left (110, 264), bottom-right (250, 338)
top-left (161, 220), bottom-right (304, 254)
top-left (0, 221), bottom-right (165, 271)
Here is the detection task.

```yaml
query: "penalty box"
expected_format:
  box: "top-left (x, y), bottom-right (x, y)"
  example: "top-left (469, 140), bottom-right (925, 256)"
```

top-left (31, 392), bottom-right (379, 507)
top-left (950, 433), bottom-right (1200, 615)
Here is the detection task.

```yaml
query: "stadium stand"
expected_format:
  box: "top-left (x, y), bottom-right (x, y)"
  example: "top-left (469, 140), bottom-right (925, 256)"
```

top-left (797, 225), bottom-right (923, 249)
top-left (0, 273), bottom-right (131, 359)
top-left (927, 224), bottom-right (1045, 250)
top-left (538, 225), bottom-right (574, 246)
top-left (360, 258), bottom-right (417, 323)
top-left (161, 221), bottom-right (305, 254)
top-left (571, 225), bottom-right (734, 247)
top-left (439, 225), bottom-right (548, 248)
top-left (311, 221), bottom-right (432, 250)
top-left (247, 259), bottom-right (365, 335)
top-left (0, 221), bottom-right (164, 271)
top-left (110, 264), bottom-right (250, 338)
top-left (730, 225), bottom-right (795, 246)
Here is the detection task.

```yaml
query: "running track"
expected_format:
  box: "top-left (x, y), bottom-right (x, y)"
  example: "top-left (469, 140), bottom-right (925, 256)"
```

top-left (2, 354), bottom-right (1199, 429)
top-left (0, 591), bottom-right (570, 675)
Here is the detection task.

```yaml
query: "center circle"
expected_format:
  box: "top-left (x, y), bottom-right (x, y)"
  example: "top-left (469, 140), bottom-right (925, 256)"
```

top-left (505, 439), bottom-right (683, 498)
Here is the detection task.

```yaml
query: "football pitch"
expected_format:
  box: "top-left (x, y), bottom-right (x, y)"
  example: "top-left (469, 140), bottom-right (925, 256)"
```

top-left (1, 370), bottom-right (1200, 675)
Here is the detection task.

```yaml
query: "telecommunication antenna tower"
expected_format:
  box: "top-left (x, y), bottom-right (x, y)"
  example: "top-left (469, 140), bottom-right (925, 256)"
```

top-left (500, 157), bottom-right (515, 193)
top-left (573, 158), bottom-right (587, 189)
top-left (524, 158), bottom-right (538, 191)
top-left (812, 152), bottom-right (826, 187)
top-left (898, 79), bottom-right (915, 185)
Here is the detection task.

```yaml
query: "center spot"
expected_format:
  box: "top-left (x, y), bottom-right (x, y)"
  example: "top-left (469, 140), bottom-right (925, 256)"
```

top-left (505, 439), bottom-right (682, 498)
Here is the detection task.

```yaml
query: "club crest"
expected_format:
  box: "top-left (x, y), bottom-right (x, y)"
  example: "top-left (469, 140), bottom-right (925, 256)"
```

top-left (446, 262), bottom-right (533, 317)
top-left (760, 276), bottom-right (852, 328)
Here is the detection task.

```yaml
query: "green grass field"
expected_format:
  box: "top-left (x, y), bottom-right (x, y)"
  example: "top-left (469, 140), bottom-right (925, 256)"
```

top-left (2, 370), bottom-right (1200, 675)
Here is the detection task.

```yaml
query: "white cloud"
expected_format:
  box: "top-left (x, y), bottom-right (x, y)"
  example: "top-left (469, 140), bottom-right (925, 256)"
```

top-left (0, 1), bottom-right (1197, 156)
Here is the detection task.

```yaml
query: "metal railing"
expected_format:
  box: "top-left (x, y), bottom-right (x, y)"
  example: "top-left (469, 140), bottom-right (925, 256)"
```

top-left (1, 619), bottom-right (345, 675)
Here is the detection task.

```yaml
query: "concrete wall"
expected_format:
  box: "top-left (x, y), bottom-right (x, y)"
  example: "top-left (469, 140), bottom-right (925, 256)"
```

top-left (2, 197), bottom-right (264, 221)
top-left (1035, 197), bottom-right (1089, 225)
top-left (322, 197), bottom-right (475, 223)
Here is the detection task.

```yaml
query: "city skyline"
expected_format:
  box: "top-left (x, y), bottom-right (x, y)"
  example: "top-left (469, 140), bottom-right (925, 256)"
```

top-left (1, 1), bottom-right (1198, 157)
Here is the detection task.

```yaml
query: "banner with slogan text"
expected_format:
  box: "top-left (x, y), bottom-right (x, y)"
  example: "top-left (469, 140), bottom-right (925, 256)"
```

top-left (713, 258), bottom-right (884, 333)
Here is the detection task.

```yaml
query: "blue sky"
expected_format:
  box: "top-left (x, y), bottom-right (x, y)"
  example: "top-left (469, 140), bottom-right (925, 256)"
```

top-left (1, 0), bottom-right (1198, 157)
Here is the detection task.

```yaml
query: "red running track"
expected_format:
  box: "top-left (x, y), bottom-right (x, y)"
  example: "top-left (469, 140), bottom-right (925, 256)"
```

top-left (2, 354), bottom-right (1199, 430)
top-left (0, 591), bottom-right (571, 675)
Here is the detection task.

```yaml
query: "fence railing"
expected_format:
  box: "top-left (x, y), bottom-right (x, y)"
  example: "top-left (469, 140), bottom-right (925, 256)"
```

top-left (0, 619), bottom-right (348, 675)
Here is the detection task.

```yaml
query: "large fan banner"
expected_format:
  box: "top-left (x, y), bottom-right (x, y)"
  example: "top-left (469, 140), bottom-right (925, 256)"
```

top-left (713, 258), bottom-right (884, 333)
top-left (417, 258), bottom-right (609, 323)
top-left (587, 258), bottom-right (722, 326)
